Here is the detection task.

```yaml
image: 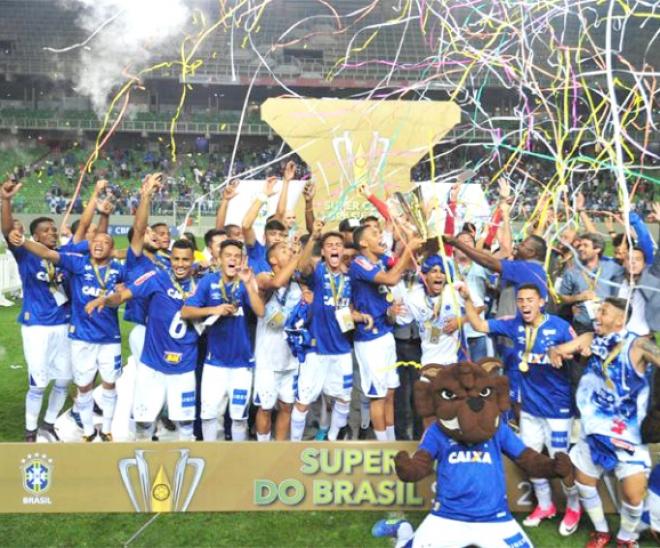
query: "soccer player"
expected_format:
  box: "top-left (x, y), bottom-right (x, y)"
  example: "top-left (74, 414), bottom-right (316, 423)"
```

top-left (293, 229), bottom-right (373, 442)
top-left (181, 239), bottom-right (265, 442)
top-left (1, 181), bottom-right (72, 441)
top-left (11, 230), bottom-right (126, 442)
top-left (398, 255), bottom-right (475, 366)
top-left (350, 225), bottom-right (421, 441)
top-left (86, 239), bottom-right (199, 441)
top-left (462, 282), bottom-right (581, 534)
top-left (151, 222), bottom-right (172, 256)
top-left (549, 298), bottom-right (660, 548)
top-left (253, 227), bottom-right (317, 441)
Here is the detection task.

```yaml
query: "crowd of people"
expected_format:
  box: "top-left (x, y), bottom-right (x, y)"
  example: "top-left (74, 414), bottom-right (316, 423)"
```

top-left (1, 157), bottom-right (659, 547)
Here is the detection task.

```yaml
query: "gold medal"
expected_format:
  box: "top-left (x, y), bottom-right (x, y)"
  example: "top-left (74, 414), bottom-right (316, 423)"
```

top-left (519, 361), bottom-right (529, 373)
top-left (386, 291), bottom-right (394, 303)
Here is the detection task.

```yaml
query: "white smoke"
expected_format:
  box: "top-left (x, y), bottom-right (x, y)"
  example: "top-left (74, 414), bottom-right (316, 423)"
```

top-left (56, 0), bottom-right (191, 116)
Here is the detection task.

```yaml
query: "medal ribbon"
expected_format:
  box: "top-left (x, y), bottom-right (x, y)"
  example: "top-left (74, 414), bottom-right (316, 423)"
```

top-left (326, 265), bottom-right (345, 308)
top-left (92, 260), bottom-right (112, 295)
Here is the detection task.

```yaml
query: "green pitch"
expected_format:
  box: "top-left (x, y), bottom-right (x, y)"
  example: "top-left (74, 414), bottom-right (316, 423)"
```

top-left (0, 303), bottom-right (652, 546)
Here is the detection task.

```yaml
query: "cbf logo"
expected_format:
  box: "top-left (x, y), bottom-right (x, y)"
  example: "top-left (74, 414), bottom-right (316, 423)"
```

top-left (20, 453), bottom-right (53, 505)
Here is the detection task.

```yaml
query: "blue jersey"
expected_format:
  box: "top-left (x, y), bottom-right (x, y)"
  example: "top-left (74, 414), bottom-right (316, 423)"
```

top-left (185, 272), bottom-right (255, 368)
top-left (58, 253), bottom-right (125, 343)
top-left (124, 247), bottom-right (170, 325)
top-left (128, 270), bottom-right (198, 374)
top-left (307, 261), bottom-right (352, 355)
top-left (488, 314), bottom-right (575, 418)
top-left (500, 259), bottom-right (548, 300)
top-left (247, 240), bottom-right (271, 275)
top-left (10, 246), bottom-right (70, 326)
top-left (349, 255), bottom-right (393, 342)
top-left (58, 239), bottom-right (89, 253)
top-left (650, 465), bottom-right (660, 496)
top-left (577, 331), bottom-right (650, 445)
top-left (419, 421), bottom-right (526, 522)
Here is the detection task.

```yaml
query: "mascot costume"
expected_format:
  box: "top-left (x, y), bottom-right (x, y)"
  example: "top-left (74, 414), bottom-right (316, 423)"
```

top-left (373, 359), bottom-right (575, 548)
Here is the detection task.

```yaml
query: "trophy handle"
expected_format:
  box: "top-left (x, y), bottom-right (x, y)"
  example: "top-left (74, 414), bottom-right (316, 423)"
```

top-left (118, 459), bottom-right (141, 512)
top-left (180, 457), bottom-right (205, 511)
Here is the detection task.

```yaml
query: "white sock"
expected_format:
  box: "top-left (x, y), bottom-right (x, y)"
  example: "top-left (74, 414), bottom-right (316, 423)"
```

top-left (319, 394), bottom-right (331, 430)
top-left (136, 422), bottom-right (154, 441)
top-left (202, 418), bottom-right (218, 441)
top-left (374, 429), bottom-right (387, 441)
top-left (386, 425), bottom-right (396, 441)
top-left (576, 481), bottom-right (609, 533)
top-left (231, 419), bottom-right (247, 441)
top-left (531, 478), bottom-right (553, 510)
top-left (291, 407), bottom-right (307, 441)
top-left (395, 521), bottom-right (414, 548)
top-left (328, 401), bottom-right (350, 441)
top-left (44, 380), bottom-right (69, 424)
top-left (101, 388), bottom-right (117, 434)
top-left (177, 421), bottom-right (194, 441)
top-left (562, 482), bottom-right (581, 512)
top-left (77, 391), bottom-right (95, 437)
top-left (618, 501), bottom-right (643, 541)
top-left (25, 386), bottom-right (45, 431)
top-left (360, 396), bottom-right (371, 429)
top-left (257, 432), bottom-right (271, 442)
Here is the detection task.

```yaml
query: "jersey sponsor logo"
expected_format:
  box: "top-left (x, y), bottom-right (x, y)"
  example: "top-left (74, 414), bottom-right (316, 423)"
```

top-left (82, 285), bottom-right (106, 297)
top-left (164, 351), bottom-right (182, 364)
top-left (354, 257), bottom-right (375, 271)
top-left (181, 391), bottom-right (195, 408)
top-left (134, 270), bottom-right (157, 286)
top-left (447, 450), bottom-right (493, 464)
top-left (167, 288), bottom-right (185, 301)
top-left (503, 532), bottom-right (531, 548)
top-left (20, 453), bottom-right (53, 505)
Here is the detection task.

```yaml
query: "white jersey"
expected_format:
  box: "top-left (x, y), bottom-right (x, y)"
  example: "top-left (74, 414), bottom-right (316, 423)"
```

top-left (577, 331), bottom-right (650, 445)
top-left (401, 284), bottom-right (481, 365)
top-left (255, 281), bottom-right (302, 372)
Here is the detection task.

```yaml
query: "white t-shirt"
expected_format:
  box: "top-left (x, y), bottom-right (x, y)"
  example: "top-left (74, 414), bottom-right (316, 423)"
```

top-left (457, 261), bottom-right (489, 339)
top-left (618, 281), bottom-right (650, 336)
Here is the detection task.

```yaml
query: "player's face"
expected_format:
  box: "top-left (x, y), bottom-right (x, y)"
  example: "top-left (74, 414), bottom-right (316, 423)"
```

top-left (423, 266), bottom-right (446, 296)
top-left (321, 236), bottom-right (344, 270)
top-left (170, 247), bottom-right (194, 279)
top-left (226, 226), bottom-right (243, 241)
top-left (34, 220), bottom-right (58, 249)
top-left (624, 249), bottom-right (645, 276)
top-left (516, 288), bottom-right (544, 324)
top-left (271, 243), bottom-right (292, 266)
top-left (362, 219), bottom-right (379, 231)
top-left (219, 245), bottom-right (243, 278)
top-left (454, 233), bottom-right (474, 262)
top-left (13, 219), bottom-right (24, 235)
top-left (594, 302), bottom-right (625, 335)
top-left (578, 239), bottom-right (599, 262)
top-left (363, 226), bottom-right (385, 253)
top-left (284, 211), bottom-right (296, 229)
top-left (209, 235), bottom-right (226, 260)
top-left (91, 233), bottom-right (114, 261)
top-left (265, 229), bottom-right (286, 247)
top-left (85, 223), bottom-right (98, 242)
top-left (342, 246), bottom-right (356, 268)
top-left (143, 226), bottom-right (159, 253)
top-left (514, 237), bottom-right (536, 260)
top-left (153, 225), bottom-right (171, 250)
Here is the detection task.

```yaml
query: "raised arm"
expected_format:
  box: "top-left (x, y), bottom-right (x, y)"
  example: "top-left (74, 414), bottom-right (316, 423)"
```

top-left (215, 179), bottom-right (239, 230)
top-left (629, 210), bottom-right (655, 264)
top-left (372, 238), bottom-right (423, 286)
top-left (575, 192), bottom-right (598, 234)
top-left (239, 260), bottom-right (265, 317)
top-left (303, 182), bottom-right (316, 234)
top-left (547, 332), bottom-right (594, 368)
top-left (242, 176), bottom-right (277, 247)
top-left (73, 179), bottom-right (106, 243)
top-left (95, 196), bottom-right (114, 236)
top-left (130, 173), bottom-right (161, 255)
top-left (274, 161), bottom-right (296, 222)
top-left (0, 180), bottom-right (22, 239)
top-left (445, 235), bottom-right (502, 273)
top-left (459, 284), bottom-right (489, 333)
top-left (632, 337), bottom-right (660, 368)
top-left (10, 231), bottom-right (61, 264)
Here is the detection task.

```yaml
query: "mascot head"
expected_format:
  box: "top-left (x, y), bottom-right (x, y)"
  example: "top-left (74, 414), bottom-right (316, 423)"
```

top-left (414, 358), bottom-right (510, 445)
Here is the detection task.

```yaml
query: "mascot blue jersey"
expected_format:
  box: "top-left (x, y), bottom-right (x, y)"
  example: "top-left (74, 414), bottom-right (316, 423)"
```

top-left (419, 421), bottom-right (526, 522)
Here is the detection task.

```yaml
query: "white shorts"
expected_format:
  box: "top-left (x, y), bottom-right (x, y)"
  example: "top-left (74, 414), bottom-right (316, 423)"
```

top-left (254, 364), bottom-right (298, 410)
top-left (569, 436), bottom-right (651, 480)
top-left (128, 324), bottom-right (146, 362)
top-left (21, 324), bottom-right (71, 387)
top-left (354, 333), bottom-right (399, 399)
top-left (132, 361), bottom-right (196, 423)
top-left (70, 340), bottom-right (122, 386)
top-left (519, 412), bottom-right (572, 457)
top-left (200, 365), bottom-right (252, 421)
top-left (413, 514), bottom-right (532, 548)
top-left (296, 352), bottom-right (353, 405)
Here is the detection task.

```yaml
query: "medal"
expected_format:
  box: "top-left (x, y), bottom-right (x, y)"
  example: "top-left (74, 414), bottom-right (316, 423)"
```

top-left (519, 361), bottom-right (529, 373)
top-left (386, 291), bottom-right (394, 303)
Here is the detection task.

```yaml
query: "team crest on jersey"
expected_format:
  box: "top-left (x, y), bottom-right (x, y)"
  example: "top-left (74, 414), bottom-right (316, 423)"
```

top-left (134, 270), bottom-right (157, 286)
top-left (354, 257), bottom-right (375, 271)
top-left (20, 453), bottom-right (53, 505)
top-left (447, 450), bottom-right (493, 464)
top-left (164, 351), bottom-right (182, 364)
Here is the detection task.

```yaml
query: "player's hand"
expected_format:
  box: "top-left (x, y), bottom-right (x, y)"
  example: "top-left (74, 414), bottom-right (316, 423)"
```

top-left (387, 299), bottom-right (405, 320)
top-left (456, 282), bottom-right (470, 300)
top-left (303, 181), bottom-right (315, 201)
top-left (552, 452), bottom-right (574, 482)
top-left (0, 180), bottom-right (22, 200)
top-left (577, 290), bottom-right (597, 302)
top-left (547, 347), bottom-right (565, 368)
top-left (85, 296), bottom-right (106, 315)
top-left (575, 191), bottom-right (585, 212)
top-left (223, 179), bottom-right (239, 201)
top-left (97, 197), bottom-right (115, 216)
top-left (7, 228), bottom-right (25, 247)
top-left (264, 176), bottom-right (278, 197)
top-left (141, 173), bottom-right (162, 196)
top-left (283, 161), bottom-right (296, 182)
top-left (215, 303), bottom-right (237, 317)
top-left (357, 183), bottom-right (370, 199)
top-left (357, 312), bottom-right (373, 330)
top-left (237, 257), bottom-right (254, 284)
top-left (442, 317), bottom-right (460, 334)
top-left (94, 179), bottom-right (108, 194)
top-left (407, 237), bottom-right (425, 252)
top-left (312, 219), bottom-right (324, 239)
top-left (449, 182), bottom-right (461, 204)
top-left (497, 177), bottom-right (510, 200)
